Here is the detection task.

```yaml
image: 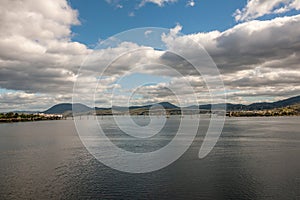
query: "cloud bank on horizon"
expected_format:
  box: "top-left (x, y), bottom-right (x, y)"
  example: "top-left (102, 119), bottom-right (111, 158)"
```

top-left (0, 0), bottom-right (300, 111)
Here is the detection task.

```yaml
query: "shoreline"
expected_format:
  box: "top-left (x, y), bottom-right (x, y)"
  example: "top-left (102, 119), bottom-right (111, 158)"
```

top-left (0, 117), bottom-right (63, 123)
top-left (0, 115), bottom-right (299, 124)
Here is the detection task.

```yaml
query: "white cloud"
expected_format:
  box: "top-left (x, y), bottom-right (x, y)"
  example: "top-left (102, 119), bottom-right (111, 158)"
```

top-left (80, 14), bottom-right (300, 106)
top-left (128, 12), bottom-right (135, 17)
top-left (234, 0), bottom-right (300, 22)
top-left (186, 0), bottom-right (196, 7)
top-left (106, 0), bottom-right (195, 10)
top-left (144, 30), bottom-right (153, 37)
top-left (164, 15), bottom-right (300, 72)
top-left (0, 0), bottom-right (90, 94)
top-left (138, 0), bottom-right (177, 7)
top-left (159, 15), bottom-right (300, 102)
top-left (116, 4), bottom-right (123, 9)
top-left (0, 90), bottom-right (72, 111)
top-left (0, 0), bottom-right (94, 111)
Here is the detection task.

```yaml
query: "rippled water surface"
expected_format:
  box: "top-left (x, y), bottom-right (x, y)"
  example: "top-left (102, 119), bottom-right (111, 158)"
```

top-left (0, 117), bottom-right (299, 199)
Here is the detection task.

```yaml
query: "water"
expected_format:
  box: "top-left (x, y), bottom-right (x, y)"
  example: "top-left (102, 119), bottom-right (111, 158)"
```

top-left (0, 117), bottom-right (299, 199)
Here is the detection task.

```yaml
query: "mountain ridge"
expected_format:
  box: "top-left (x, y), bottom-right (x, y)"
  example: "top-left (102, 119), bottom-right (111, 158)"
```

top-left (15, 95), bottom-right (300, 114)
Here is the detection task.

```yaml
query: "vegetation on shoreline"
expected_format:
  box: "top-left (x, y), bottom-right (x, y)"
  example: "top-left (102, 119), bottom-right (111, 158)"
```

top-left (0, 113), bottom-right (63, 123)
top-left (92, 105), bottom-right (300, 117)
top-left (227, 104), bottom-right (300, 117)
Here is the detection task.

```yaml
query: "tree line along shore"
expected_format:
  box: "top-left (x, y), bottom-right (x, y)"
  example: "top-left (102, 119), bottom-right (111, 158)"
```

top-left (0, 113), bottom-right (63, 123)
top-left (227, 104), bottom-right (300, 117)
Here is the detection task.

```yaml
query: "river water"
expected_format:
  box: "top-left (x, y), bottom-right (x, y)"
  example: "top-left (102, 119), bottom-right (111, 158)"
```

top-left (0, 117), bottom-right (299, 199)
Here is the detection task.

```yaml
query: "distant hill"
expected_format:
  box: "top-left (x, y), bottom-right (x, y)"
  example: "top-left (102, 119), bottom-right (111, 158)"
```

top-left (244, 95), bottom-right (300, 111)
top-left (158, 102), bottom-right (179, 109)
top-left (34, 95), bottom-right (300, 114)
top-left (42, 102), bottom-right (179, 114)
top-left (43, 103), bottom-right (93, 114)
top-left (128, 102), bottom-right (178, 110)
top-left (197, 95), bottom-right (300, 111)
top-left (199, 103), bottom-right (245, 110)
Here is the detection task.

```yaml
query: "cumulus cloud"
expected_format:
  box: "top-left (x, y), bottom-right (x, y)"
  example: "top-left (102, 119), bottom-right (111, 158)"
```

top-left (157, 15), bottom-right (300, 103)
top-left (0, 0), bottom-right (91, 95)
top-left (186, 0), bottom-right (196, 7)
top-left (161, 15), bottom-right (300, 73)
top-left (0, 90), bottom-right (72, 111)
top-left (0, 0), bottom-right (91, 111)
top-left (138, 0), bottom-right (177, 7)
top-left (234, 0), bottom-right (300, 22)
top-left (106, 0), bottom-right (198, 9)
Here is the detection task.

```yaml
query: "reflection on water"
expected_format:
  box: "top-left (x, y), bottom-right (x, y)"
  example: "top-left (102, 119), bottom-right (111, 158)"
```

top-left (0, 117), bottom-right (299, 199)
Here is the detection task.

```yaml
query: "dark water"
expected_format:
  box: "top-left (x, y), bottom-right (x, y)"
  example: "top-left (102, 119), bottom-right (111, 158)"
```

top-left (0, 117), bottom-right (299, 199)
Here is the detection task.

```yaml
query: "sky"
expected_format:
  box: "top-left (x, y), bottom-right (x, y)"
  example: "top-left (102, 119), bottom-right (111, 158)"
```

top-left (0, 0), bottom-right (300, 111)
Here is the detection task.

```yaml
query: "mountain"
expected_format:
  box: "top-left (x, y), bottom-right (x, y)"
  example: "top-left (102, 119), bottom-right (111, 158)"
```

top-left (42, 102), bottom-right (179, 114)
top-left (197, 96), bottom-right (300, 111)
top-left (197, 103), bottom-right (246, 111)
top-left (245, 95), bottom-right (300, 111)
top-left (43, 103), bottom-right (92, 114)
top-left (38, 95), bottom-right (300, 114)
top-left (158, 102), bottom-right (179, 109)
top-left (129, 102), bottom-right (179, 110)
